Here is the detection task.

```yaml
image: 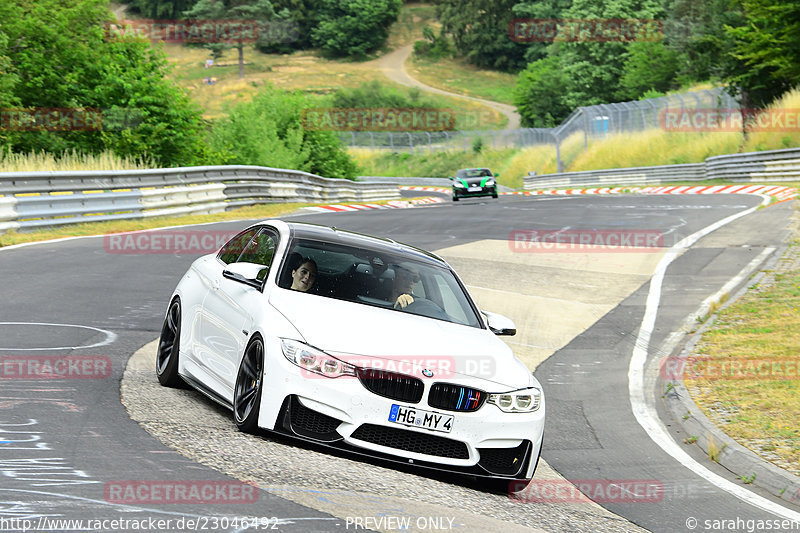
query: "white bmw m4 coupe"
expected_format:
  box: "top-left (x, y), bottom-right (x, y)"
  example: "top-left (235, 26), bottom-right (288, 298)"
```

top-left (156, 220), bottom-right (545, 490)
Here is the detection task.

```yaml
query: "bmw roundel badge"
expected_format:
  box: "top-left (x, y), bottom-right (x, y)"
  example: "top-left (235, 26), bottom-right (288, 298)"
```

top-left (422, 369), bottom-right (434, 377)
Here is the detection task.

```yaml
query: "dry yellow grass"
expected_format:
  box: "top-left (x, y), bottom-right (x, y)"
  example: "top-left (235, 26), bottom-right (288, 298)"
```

top-left (0, 149), bottom-right (156, 172)
top-left (742, 89), bottom-right (800, 152)
top-left (503, 132), bottom-right (586, 187)
top-left (408, 57), bottom-right (519, 106)
top-left (568, 129), bottom-right (743, 171)
top-left (165, 44), bottom-right (506, 128)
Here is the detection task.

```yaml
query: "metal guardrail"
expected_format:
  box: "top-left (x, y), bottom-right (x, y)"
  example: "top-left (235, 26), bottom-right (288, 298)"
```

top-left (525, 147), bottom-right (800, 190)
top-left (358, 176), bottom-right (453, 187)
top-left (0, 165), bottom-right (400, 234)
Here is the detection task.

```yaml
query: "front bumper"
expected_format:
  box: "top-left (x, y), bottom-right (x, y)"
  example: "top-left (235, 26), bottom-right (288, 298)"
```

top-left (257, 341), bottom-right (545, 480)
top-left (453, 186), bottom-right (497, 199)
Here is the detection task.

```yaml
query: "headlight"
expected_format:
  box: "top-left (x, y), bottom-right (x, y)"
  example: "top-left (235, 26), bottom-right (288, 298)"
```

top-left (487, 387), bottom-right (542, 412)
top-left (485, 179), bottom-right (496, 186)
top-left (280, 339), bottom-right (356, 378)
top-left (453, 181), bottom-right (466, 188)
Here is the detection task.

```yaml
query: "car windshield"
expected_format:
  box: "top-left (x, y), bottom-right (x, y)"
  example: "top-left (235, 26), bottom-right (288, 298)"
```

top-left (278, 238), bottom-right (482, 328)
top-left (457, 169), bottom-right (492, 178)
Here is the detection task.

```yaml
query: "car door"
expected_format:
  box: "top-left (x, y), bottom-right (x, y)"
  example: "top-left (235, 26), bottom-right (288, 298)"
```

top-left (199, 227), bottom-right (278, 400)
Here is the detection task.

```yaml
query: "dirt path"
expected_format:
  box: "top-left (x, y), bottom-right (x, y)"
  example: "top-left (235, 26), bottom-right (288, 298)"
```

top-left (374, 45), bottom-right (521, 130)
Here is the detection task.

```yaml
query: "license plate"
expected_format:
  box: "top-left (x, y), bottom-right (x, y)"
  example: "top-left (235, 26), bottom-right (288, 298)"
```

top-left (388, 404), bottom-right (453, 433)
top-left (467, 186), bottom-right (482, 192)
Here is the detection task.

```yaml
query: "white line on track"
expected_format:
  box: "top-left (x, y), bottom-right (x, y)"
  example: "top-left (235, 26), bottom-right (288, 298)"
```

top-left (627, 195), bottom-right (800, 521)
top-left (0, 322), bottom-right (117, 350)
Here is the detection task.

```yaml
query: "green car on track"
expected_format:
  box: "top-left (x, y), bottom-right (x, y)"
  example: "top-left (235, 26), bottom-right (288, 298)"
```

top-left (450, 168), bottom-right (499, 201)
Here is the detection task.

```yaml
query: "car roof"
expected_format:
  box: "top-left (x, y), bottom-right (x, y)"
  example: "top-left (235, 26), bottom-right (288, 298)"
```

top-left (257, 220), bottom-right (449, 268)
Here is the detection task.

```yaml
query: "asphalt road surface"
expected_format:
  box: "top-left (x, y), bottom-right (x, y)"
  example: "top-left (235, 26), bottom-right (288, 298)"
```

top-left (0, 192), bottom-right (797, 532)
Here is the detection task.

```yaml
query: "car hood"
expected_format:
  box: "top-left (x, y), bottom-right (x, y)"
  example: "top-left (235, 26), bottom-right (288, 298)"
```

top-left (269, 289), bottom-right (532, 390)
top-left (458, 177), bottom-right (491, 187)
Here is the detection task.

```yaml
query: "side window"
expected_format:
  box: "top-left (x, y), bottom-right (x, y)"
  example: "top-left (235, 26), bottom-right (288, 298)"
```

top-left (238, 229), bottom-right (278, 281)
top-left (218, 228), bottom-right (259, 265)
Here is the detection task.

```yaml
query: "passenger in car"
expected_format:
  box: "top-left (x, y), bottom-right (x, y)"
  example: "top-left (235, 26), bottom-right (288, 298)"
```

top-left (290, 258), bottom-right (318, 292)
top-left (391, 263), bottom-right (420, 309)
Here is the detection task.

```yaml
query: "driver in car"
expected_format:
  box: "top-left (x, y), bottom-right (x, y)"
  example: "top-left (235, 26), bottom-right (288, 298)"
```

top-left (290, 258), bottom-right (317, 292)
top-left (391, 264), bottom-right (420, 309)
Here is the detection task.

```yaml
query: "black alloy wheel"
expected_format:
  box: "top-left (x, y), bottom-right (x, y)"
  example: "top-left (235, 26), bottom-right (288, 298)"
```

top-left (234, 336), bottom-right (265, 433)
top-left (156, 298), bottom-right (182, 387)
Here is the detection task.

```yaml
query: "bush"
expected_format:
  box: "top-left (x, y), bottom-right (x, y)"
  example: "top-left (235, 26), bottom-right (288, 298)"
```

top-left (331, 81), bottom-right (438, 109)
top-left (0, 0), bottom-right (207, 166)
top-left (311, 0), bottom-right (402, 58)
top-left (413, 26), bottom-right (453, 61)
top-left (208, 84), bottom-right (357, 180)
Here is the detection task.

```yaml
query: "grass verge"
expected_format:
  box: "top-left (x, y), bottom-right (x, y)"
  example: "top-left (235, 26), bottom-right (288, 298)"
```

top-left (350, 148), bottom-right (521, 187)
top-left (0, 149), bottom-right (157, 172)
top-left (685, 213), bottom-right (800, 474)
top-left (408, 56), bottom-right (518, 106)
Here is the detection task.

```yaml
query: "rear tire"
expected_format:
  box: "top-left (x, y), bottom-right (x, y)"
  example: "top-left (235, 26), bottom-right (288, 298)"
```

top-left (234, 336), bottom-right (265, 434)
top-left (452, 195), bottom-right (459, 202)
top-left (156, 298), bottom-right (182, 387)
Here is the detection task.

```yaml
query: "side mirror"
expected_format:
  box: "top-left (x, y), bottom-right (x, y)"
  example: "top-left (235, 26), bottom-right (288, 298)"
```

top-left (222, 262), bottom-right (265, 289)
top-left (482, 311), bottom-right (516, 336)
top-left (449, 176), bottom-right (454, 180)
top-left (494, 173), bottom-right (500, 178)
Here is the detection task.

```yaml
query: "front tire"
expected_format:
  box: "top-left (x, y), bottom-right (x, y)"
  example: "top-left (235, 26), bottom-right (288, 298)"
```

top-left (234, 336), bottom-right (264, 434)
top-left (156, 298), bottom-right (182, 387)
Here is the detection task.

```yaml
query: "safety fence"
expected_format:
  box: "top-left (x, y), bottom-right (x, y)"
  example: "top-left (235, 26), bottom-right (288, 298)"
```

top-left (338, 88), bottom-right (735, 171)
top-left (0, 166), bottom-right (400, 234)
top-left (525, 147), bottom-right (800, 190)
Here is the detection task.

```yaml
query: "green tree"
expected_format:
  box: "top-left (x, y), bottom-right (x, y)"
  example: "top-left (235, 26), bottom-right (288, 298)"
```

top-left (311, 0), bottom-right (402, 58)
top-left (0, 33), bottom-right (19, 108)
top-left (129, 0), bottom-right (199, 19)
top-left (555, 0), bottom-right (665, 109)
top-left (208, 85), bottom-right (357, 180)
top-left (664, 0), bottom-right (744, 85)
top-left (184, 0), bottom-right (275, 78)
top-left (437, 0), bottom-right (528, 71)
top-left (513, 56), bottom-right (571, 127)
top-left (618, 41), bottom-right (680, 100)
top-left (511, 0), bottom-right (573, 64)
top-left (725, 0), bottom-right (800, 108)
top-left (0, 0), bottom-right (206, 165)
top-left (256, 0), bottom-right (319, 52)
